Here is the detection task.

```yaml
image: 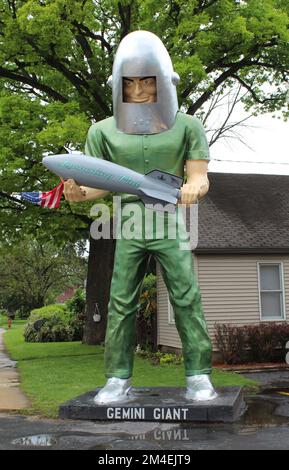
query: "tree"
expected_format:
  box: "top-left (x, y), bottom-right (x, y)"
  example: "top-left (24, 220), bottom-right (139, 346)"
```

top-left (0, 0), bottom-right (288, 342)
top-left (0, 238), bottom-right (87, 316)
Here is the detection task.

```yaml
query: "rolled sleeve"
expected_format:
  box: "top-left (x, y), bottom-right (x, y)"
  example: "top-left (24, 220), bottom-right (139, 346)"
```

top-left (185, 117), bottom-right (210, 161)
top-left (84, 124), bottom-right (108, 160)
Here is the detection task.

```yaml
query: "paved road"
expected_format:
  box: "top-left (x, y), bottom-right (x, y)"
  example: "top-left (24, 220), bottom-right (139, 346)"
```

top-left (0, 410), bottom-right (289, 450)
top-left (243, 369), bottom-right (289, 387)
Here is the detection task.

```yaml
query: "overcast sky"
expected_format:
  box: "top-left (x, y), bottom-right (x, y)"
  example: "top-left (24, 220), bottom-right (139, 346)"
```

top-left (209, 111), bottom-right (289, 176)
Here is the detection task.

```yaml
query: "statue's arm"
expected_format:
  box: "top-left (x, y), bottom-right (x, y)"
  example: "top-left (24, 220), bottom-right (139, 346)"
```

top-left (180, 160), bottom-right (210, 205)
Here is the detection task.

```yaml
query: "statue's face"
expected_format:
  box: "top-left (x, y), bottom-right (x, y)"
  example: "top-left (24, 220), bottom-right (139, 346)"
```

top-left (123, 76), bottom-right (157, 103)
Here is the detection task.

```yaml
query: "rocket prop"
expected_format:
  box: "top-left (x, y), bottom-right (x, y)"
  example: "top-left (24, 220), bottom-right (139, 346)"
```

top-left (43, 153), bottom-right (183, 211)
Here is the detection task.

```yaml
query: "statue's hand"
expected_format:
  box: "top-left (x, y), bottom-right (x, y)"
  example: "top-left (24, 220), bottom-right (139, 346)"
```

top-left (63, 179), bottom-right (87, 202)
top-left (180, 177), bottom-right (209, 205)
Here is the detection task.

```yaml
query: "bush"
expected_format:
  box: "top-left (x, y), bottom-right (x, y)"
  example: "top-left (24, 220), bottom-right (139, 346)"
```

top-left (245, 323), bottom-right (289, 363)
top-left (68, 315), bottom-right (85, 341)
top-left (37, 320), bottom-right (74, 343)
top-left (214, 324), bottom-right (248, 364)
top-left (155, 351), bottom-right (183, 365)
top-left (24, 304), bottom-right (84, 343)
top-left (24, 316), bottom-right (75, 343)
top-left (135, 347), bottom-right (183, 366)
top-left (14, 310), bottom-right (22, 320)
top-left (142, 274), bottom-right (157, 292)
top-left (136, 274), bottom-right (157, 351)
top-left (214, 322), bottom-right (289, 364)
top-left (15, 308), bottom-right (29, 319)
top-left (30, 304), bottom-right (68, 318)
top-left (66, 288), bottom-right (86, 316)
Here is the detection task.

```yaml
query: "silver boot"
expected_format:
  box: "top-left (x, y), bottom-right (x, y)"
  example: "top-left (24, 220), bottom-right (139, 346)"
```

top-left (94, 377), bottom-right (131, 405)
top-left (185, 374), bottom-right (218, 401)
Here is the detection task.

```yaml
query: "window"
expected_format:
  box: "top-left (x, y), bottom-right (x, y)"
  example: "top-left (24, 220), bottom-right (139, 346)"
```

top-left (258, 263), bottom-right (286, 321)
top-left (168, 298), bottom-right (175, 324)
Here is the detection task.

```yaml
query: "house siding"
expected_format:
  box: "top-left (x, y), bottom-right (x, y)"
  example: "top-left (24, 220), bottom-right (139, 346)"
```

top-left (157, 254), bottom-right (289, 351)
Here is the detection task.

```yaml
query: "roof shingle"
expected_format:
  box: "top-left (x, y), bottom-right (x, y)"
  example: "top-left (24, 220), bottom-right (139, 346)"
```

top-left (193, 172), bottom-right (289, 253)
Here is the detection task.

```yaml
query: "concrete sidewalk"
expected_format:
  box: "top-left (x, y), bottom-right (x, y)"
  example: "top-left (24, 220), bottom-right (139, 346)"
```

top-left (0, 328), bottom-right (30, 410)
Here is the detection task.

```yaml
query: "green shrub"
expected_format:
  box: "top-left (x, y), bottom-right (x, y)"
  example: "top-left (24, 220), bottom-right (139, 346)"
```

top-left (30, 304), bottom-right (68, 318)
top-left (15, 308), bottom-right (29, 319)
top-left (24, 311), bottom-right (84, 343)
top-left (37, 320), bottom-right (74, 343)
top-left (23, 321), bottom-right (38, 342)
top-left (136, 274), bottom-right (157, 351)
top-left (68, 316), bottom-right (85, 341)
top-left (14, 310), bottom-right (22, 320)
top-left (142, 274), bottom-right (157, 292)
top-left (155, 352), bottom-right (183, 365)
top-left (66, 288), bottom-right (86, 316)
top-left (24, 315), bottom-right (81, 343)
top-left (135, 347), bottom-right (183, 366)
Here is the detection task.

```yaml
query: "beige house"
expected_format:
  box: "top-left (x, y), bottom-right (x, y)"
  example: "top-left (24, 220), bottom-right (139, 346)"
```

top-left (157, 172), bottom-right (289, 360)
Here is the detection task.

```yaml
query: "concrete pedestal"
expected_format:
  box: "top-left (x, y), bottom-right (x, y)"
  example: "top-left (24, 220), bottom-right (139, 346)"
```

top-left (59, 386), bottom-right (245, 423)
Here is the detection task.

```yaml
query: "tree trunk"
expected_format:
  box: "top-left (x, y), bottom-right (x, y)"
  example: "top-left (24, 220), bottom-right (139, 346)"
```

top-left (82, 220), bottom-right (115, 345)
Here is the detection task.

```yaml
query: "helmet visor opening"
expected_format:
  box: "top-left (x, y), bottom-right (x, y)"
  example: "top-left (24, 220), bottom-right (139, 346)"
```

top-left (122, 76), bottom-right (157, 103)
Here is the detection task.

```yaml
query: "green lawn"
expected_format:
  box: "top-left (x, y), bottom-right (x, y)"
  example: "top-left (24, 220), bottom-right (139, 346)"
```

top-left (0, 315), bottom-right (25, 330)
top-left (3, 321), bottom-right (259, 418)
top-left (0, 314), bottom-right (8, 329)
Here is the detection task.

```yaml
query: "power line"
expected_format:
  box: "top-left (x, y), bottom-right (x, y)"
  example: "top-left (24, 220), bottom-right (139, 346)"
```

top-left (210, 158), bottom-right (289, 165)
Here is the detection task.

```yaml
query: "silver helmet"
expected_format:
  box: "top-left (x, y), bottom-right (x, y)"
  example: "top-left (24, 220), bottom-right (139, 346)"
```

top-left (108, 30), bottom-right (180, 135)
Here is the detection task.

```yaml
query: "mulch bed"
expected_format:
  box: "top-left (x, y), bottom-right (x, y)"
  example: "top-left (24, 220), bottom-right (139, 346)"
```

top-left (214, 362), bottom-right (289, 373)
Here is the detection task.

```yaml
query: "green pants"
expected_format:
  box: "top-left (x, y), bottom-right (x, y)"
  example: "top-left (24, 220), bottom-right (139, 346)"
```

top-left (104, 202), bottom-right (212, 378)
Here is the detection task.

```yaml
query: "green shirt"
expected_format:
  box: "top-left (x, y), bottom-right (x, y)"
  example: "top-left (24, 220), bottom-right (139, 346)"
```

top-left (85, 111), bottom-right (210, 203)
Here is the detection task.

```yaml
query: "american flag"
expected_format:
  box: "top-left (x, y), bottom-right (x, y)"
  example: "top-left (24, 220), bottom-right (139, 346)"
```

top-left (14, 182), bottom-right (64, 209)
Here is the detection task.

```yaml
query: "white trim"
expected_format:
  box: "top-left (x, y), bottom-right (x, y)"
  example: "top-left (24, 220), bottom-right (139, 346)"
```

top-left (257, 261), bottom-right (286, 322)
top-left (168, 298), bottom-right (175, 325)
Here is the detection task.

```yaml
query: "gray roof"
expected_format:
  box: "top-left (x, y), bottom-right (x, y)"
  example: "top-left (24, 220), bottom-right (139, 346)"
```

top-left (194, 172), bottom-right (289, 254)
